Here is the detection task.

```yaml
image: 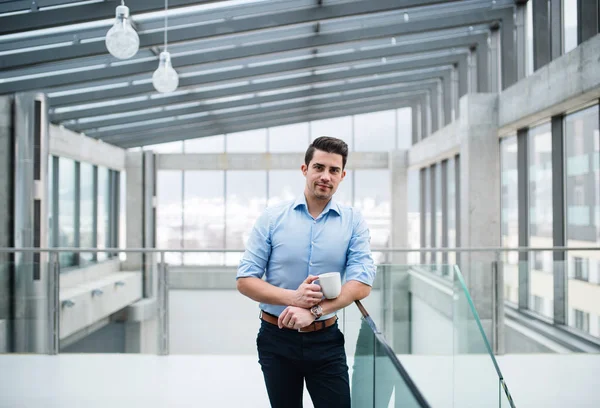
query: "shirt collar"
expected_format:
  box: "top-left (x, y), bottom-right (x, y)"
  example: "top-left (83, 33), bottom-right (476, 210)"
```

top-left (293, 194), bottom-right (341, 217)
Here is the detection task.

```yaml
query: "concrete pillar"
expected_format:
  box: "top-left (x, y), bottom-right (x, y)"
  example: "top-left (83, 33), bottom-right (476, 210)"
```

top-left (124, 151), bottom-right (156, 298)
top-left (124, 151), bottom-right (144, 271)
top-left (388, 150), bottom-right (410, 353)
top-left (458, 94), bottom-right (501, 343)
top-left (124, 298), bottom-right (158, 354)
top-left (467, 48), bottom-right (478, 94)
top-left (489, 28), bottom-right (501, 93)
top-left (411, 103), bottom-right (421, 145)
top-left (0, 96), bottom-right (11, 353)
top-left (477, 37), bottom-right (490, 93)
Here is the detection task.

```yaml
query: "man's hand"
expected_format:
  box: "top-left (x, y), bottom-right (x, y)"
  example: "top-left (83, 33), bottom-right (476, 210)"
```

top-left (278, 306), bottom-right (316, 330)
top-left (290, 275), bottom-right (323, 308)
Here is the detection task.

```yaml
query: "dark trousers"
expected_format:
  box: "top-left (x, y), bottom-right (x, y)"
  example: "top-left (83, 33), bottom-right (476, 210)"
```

top-left (257, 319), bottom-right (351, 408)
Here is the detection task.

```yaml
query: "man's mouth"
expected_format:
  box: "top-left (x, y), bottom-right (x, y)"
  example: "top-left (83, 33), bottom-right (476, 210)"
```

top-left (317, 184), bottom-right (331, 189)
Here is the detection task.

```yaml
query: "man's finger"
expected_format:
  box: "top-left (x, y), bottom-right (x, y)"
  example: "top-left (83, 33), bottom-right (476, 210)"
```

top-left (306, 290), bottom-right (323, 299)
top-left (278, 308), bottom-right (289, 328)
top-left (304, 275), bottom-right (319, 284)
top-left (306, 284), bottom-right (321, 292)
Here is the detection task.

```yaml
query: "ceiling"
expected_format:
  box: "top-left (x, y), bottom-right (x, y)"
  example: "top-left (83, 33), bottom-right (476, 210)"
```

top-left (0, 0), bottom-right (518, 148)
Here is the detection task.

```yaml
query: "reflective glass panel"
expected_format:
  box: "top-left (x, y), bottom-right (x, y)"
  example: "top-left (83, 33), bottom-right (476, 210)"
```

top-left (354, 109), bottom-right (396, 152)
top-left (354, 170), bottom-right (391, 264)
top-left (528, 122), bottom-right (553, 319)
top-left (310, 116), bottom-right (352, 150)
top-left (183, 171), bottom-right (225, 265)
top-left (156, 170), bottom-right (183, 265)
top-left (184, 135), bottom-right (225, 153)
top-left (80, 163), bottom-right (95, 264)
top-left (565, 104), bottom-right (600, 338)
top-left (501, 135), bottom-right (519, 304)
top-left (226, 170), bottom-right (267, 265)
top-left (59, 157), bottom-right (76, 267)
top-left (269, 123), bottom-right (309, 152)
top-left (97, 166), bottom-right (109, 262)
top-left (226, 129), bottom-right (267, 153)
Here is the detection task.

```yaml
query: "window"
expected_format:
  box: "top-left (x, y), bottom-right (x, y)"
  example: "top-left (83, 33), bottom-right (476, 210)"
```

top-left (226, 129), bottom-right (267, 153)
top-left (565, 104), bottom-right (600, 338)
top-left (97, 166), bottom-right (110, 262)
top-left (407, 169), bottom-right (420, 264)
top-left (58, 157), bottom-right (76, 267)
top-left (156, 170), bottom-right (183, 265)
top-left (184, 135), bottom-right (225, 153)
top-left (526, 0), bottom-right (534, 75)
top-left (269, 123), bottom-right (309, 152)
top-left (354, 170), bottom-right (391, 264)
top-left (397, 107), bottom-right (412, 149)
top-left (268, 170), bottom-right (305, 207)
top-left (563, 0), bottom-right (578, 54)
top-left (143, 141), bottom-right (183, 153)
top-left (528, 123), bottom-right (553, 319)
top-left (225, 171), bottom-right (266, 265)
top-left (573, 257), bottom-right (589, 281)
top-left (574, 309), bottom-right (590, 333)
top-left (183, 171), bottom-right (225, 265)
top-left (354, 110), bottom-right (396, 152)
top-left (310, 116), bottom-right (352, 150)
top-left (531, 295), bottom-right (545, 315)
top-left (79, 163), bottom-right (95, 264)
top-left (447, 157), bottom-right (457, 267)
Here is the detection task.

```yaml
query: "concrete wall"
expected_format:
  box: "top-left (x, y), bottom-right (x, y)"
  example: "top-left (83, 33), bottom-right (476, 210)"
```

top-left (499, 33), bottom-right (600, 134)
top-left (0, 96), bottom-right (11, 352)
top-left (49, 124), bottom-right (125, 171)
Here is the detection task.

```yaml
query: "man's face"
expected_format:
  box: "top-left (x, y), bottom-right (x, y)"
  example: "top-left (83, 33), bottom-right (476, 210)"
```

top-left (301, 149), bottom-right (346, 201)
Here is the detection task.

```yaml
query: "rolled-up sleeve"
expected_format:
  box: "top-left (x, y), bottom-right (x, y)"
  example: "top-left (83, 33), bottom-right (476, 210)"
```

top-left (345, 210), bottom-right (376, 286)
top-left (237, 209), bottom-right (271, 280)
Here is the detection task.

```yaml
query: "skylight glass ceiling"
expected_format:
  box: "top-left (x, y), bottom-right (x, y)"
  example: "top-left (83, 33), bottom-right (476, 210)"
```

top-left (0, 0), bottom-right (517, 147)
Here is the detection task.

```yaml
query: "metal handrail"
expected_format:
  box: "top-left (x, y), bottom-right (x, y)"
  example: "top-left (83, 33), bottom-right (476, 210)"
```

top-left (0, 246), bottom-right (598, 253)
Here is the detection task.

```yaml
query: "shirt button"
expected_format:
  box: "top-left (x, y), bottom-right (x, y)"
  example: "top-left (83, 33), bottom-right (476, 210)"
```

top-left (309, 262), bottom-right (313, 266)
top-left (311, 241), bottom-right (315, 245)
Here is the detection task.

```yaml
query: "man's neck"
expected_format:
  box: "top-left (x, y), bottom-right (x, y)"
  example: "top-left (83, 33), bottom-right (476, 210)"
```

top-left (304, 192), bottom-right (331, 219)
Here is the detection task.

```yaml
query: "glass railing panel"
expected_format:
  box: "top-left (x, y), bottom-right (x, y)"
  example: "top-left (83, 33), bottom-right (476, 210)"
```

top-left (347, 315), bottom-right (376, 408)
top-left (452, 264), bottom-right (513, 407)
top-left (374, 333), bottom-right (425, 408)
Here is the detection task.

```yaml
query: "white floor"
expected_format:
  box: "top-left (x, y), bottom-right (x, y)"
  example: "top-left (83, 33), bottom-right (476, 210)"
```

top-left (1, 353), bottom-right (599, 408)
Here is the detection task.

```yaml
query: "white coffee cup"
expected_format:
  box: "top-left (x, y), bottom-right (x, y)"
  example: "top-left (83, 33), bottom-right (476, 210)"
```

top-left (317, 272), bottom-right (342, 299)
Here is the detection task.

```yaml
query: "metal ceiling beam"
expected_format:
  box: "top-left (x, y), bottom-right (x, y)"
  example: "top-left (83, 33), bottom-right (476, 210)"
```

top-left (90, 85), bottom-right (433, 139)
top-left (0, 7), bottom-right (509, 94)
top-left (0, 0), bottom-right (226, 36)
top-left (114, 97), bottom-right (422, 148)
top-left (69, 79), bottom-right (437, 132)
top-left (50, 35), bottom-right (480, 120)
top-left (1, 0), bottom-right (460, 69)
top-left (51, 65), bottom-right (452, 122)
top-left (0, 0), bottom-right (85, 14)
top-left (49, 50), bottom-right (468, 108)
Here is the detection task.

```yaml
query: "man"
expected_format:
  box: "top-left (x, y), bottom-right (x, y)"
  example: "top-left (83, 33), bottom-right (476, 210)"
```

top-left (236, 136), bottom-right (376, 408)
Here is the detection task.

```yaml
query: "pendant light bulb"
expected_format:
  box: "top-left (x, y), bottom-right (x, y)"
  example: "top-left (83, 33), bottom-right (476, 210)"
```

top-left (152, 51), bottom-right (179, 93)
top-left (105, 4), bottom-right (139, 60)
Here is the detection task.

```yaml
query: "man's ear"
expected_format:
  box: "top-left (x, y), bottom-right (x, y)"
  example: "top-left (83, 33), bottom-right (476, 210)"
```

top-left (301, 164), bottom-right (308, 176)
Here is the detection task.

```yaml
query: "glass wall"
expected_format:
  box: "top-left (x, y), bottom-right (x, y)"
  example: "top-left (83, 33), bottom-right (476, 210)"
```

top-left (80, 163), bottom-right (95, 263)
top-left (565, 104), bottom-right (600, 337)
top-left (226, 171), bottom-right (267, 265)
top-left (157, 170), bottom-right (183, 265)
top-left (58, 157), bottom-right (76, 267)
top-left (447, 157), bottom-right (457, 266)
top-left (501, 135), bottom-right (519, 304)
top-left (49, 155), bottom-right (121, 270)
top-left (151, 108), bottom-right (405, 266)
top-left (423, 167), bottom-right (431, 264)
top-left (434, 162), bottom-right (443, 267)
top-left (528, 122), bottom-right (554, 319)
top-left (563, 0), bottom-right (578, 54)
top-left (354, 170), bottom-right (390, 264)
top-left (407, 169), bottom-right (420, 264)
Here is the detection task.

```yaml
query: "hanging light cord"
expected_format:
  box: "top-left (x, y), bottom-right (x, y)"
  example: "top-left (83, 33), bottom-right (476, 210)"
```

top-left (164, 0), bottom-right (168, 52)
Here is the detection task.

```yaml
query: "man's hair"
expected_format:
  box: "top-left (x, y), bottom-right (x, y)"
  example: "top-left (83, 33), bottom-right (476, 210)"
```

top-left (305, 136), bottom-right (349, 169)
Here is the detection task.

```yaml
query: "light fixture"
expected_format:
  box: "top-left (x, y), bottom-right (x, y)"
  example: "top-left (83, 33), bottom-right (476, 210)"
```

top-left (105, 1), bottom-right (139, 60)
top-left (152, 0), bottom-right (179, 93)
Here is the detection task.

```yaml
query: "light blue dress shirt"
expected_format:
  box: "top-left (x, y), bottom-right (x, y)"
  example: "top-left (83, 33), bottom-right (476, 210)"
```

top-left (237, 194), bottom-right (376, 320)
